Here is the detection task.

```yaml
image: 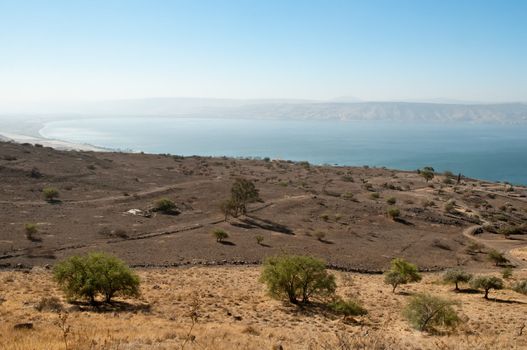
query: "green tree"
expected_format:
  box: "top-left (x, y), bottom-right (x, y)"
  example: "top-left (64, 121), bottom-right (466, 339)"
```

top-left (443, 268), bottom-right (472, 291)
top-left (470, 276), bottom-right (504, 299)
top-left (53, 252), bottom-right (140, 303)
top-left (384, 258), bottom-right (422, 293)
top-left (420, 167), bottom-right (435, 182)
top-left (212, 229), bottom-right (229, 242)
top-left (403, 293), bottom-right (460, 332)
top-left (487, 250), bottom-right (509, 266)
top-left (230, 178), bottom-right (261, 215)
top-left (43, 187), bottom-right (59, 202)
top-left (260, 255), bottom-right (336, 304)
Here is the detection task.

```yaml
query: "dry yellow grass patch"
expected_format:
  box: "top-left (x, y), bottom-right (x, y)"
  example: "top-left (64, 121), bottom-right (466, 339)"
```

top-left (1, 266), bottom-right (527, 349)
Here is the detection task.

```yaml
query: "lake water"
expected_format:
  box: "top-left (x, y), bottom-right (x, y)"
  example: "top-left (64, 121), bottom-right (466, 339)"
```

top-left (39, 117), bottom-right (527, 185)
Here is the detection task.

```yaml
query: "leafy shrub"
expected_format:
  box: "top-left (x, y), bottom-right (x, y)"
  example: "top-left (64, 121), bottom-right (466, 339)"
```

top-left (328, 297), bottom-right (367, 316)
top-left (470, 275), bottom-right (504, 299)
top-left (260, 255), bottom-right (336, 304)
top-left (387, 207), bottom-right (400, 220)
top-left (35, 296), bottom-right (63, 312)
top-left (487, 250), bottom-right (509, 266)
top-left (444, 200), bottom-right (456, 213)
top-left (24, 223), bottom-right (39, 241)
top-left (512, 280), bottom-right (527, 295)
top-left (502, 267), bottom-right (513, 279)
top-left (53, 252), bottom-right (140, 303)
top-left (384, 258), bottom-right (422, 293)
top-left (420, 168), bottom-right (435, 182)
top-left (255, 235), bottom-right (264, 245)
top-left (213, 229), bottom-right (229, 242)
top-left (403, 293), bottom-right (460, 332)
top-left (153, 198), bottom-right (177, 214)
top-left (43, 187), bottom-right (59, 202)
top-left (386, 197), bottom-right (397, 205)
top-left (443, 268), bottom-right (472, 290)
top-left (370, 192), bottom-right (380, 199)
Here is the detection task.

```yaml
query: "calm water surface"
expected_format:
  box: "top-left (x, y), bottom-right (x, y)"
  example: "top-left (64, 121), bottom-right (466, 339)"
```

top-left (40, 118), bottom-right (527, 185)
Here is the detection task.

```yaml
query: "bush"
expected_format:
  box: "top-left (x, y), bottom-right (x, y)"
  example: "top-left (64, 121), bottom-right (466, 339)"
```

top-left (153, 198), bottom-right (177, 214)
top-left (470, 275), bottom-right (504, 299)
top-left (260, 255), bottom-right (336, 304)
top-left (502, 267), bottom-right (513, 279)
top-left (53, 252), bottom-right (140, 303)
top-left (512, 280), bottom-right (527, 295)
top-left (370, 192), bottom-right (380, 199)
top-left (384, 258), bottom-right (422, 293)
top-left (444, 200), bottom-right (456, 213)
top-left (387, 207), bottom-right (400, 220)
top-left (443, 268), bottom-right (472, 291)
top-left (213, 229), bottom-right (229, 242)
top-left (487, 250), bottom-right (509, 266)
top-left (328, 297), bottom-right (367, 316)
top-left (43, 187), bottom-right (59, 202)
top-left (255, 235), bottom-right (264, 245)
top-left (314, 231), bottom-right (326, 241)
top-left (35, 296), bottom-right (63, 312)
top-left (386, 197), bottom-right (397, 205)
top-left (420, 168), bottom-right (435, 182)
top-left (24, 223), bottom-right (39, 241)
top-left (403, 293), bottom-right (460, 332)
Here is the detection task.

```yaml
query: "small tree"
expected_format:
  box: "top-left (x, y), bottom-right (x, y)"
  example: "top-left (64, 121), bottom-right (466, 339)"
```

top-left (420, 167), bottom-right (435, 182)
top-left (443, 268), bottom-right (472, 291)
top-left (220, 198), bottom-right (241, 220)
top-left (470, 276), bottom-right (504, 299)
top-left (403, 293), bottom-right (460, 332)
top-left (328, 297), bottom-right (367, 316)
top-left (387, 207), bottom-right (400, 220)
top-left (53, 252), bottom-right (140, 304)
top-left (487, 250), bottom-right (509, 266)
top-left (213, 229), bottom-right (229, 243)
top-left (43, 187), bottom-right (59, 202)
top-left (260, 255), bottom-right (336, 304)
top-left (384, 258), bottom-right (422, 293)
top-left (255, 235), bottom-right (264, 245)
top-left (230, 178), bottom-right (261, 215)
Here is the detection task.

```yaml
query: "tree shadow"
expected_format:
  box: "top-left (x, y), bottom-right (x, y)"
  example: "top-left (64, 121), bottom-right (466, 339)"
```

top-left (456, 288), bottom-right (481, 294)
top-left (235, 215), bottom-right (294, 235)
top-left (219, 240), bottom-right (236, 246)
top-left (257, 243), bottom-right (272, 248)
top-left (47, 199), bottom-right (62, 205)
top-left (394, 218), bottom-right (415, 226)
top-left (68, 300), bottom-right (152, 313)
top-left (318, 239), bottom-right (334, 244)
top-left (488, 298), bottom-right (526, 304)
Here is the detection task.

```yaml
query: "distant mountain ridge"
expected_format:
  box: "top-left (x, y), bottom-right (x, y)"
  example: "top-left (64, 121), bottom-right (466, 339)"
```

top-left (1, 98), bottom-right (526, 123)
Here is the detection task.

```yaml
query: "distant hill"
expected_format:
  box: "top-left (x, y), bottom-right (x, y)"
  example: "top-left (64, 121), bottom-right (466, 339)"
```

top-left (1, 98), bottom-right (526, 123)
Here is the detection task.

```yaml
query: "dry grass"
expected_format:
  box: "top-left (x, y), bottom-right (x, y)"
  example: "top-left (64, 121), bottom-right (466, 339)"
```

top-left (1, 266), bottom-right (527, 349)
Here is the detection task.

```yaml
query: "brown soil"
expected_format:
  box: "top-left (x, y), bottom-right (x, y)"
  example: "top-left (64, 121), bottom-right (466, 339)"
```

top-left (1, 141), bottom-right (527, 271)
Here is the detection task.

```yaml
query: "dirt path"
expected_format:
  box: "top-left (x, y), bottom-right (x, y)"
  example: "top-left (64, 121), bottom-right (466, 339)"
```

top-left (461, 225), bottom-right (527, 269)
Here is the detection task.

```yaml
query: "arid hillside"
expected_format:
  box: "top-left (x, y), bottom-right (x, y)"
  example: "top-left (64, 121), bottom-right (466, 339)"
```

top-left (1, 141), bottom-right (526, 271)
top-left (1, 266), bottom-right (527, 349)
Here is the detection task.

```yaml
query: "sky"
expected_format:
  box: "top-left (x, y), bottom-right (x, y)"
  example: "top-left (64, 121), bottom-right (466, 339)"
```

top-left (0, 0), bottom-right (526, 104)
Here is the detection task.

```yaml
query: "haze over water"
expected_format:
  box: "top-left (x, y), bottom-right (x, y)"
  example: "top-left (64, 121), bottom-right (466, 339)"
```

top-left (40, 117), bottom-right (527, 185)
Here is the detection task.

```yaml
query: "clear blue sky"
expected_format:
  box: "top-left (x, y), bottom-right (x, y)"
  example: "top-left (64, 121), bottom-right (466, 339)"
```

top-left (0, 0), bottom-right (526, 103)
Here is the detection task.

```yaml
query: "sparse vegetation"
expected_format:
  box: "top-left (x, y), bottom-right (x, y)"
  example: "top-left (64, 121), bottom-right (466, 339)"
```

top-left (470, 276), bottom-right (504, 299)
top-left (384, 258), bottom-right (422, 293)
top-left (153, 198), bottom-right (178, 214)
top-left (403, 293), bottom-right (460, 332)
top-left (328, 297), bottom-right (367, 316)
top-left (487, 249), bottom-right (509, 266)
top-left (386, 197), bottom-right (397, 205)
top-left (43, 187), bottom-right (59, 202)
top-left (213, 229), bottom-right (229, 242)
top-left (24, 223), bottom-right (39, 241)
top-left (314, 231), bottom-right (326, 241)
top-left (260, 255), bottom-right (336, 304)
top-left (53, 252), bottom-right (140, 303)
top-left (370, 192), bottom-right (380, 199)
top-left (512, 280), bottom-right (527, 295)
top-left (419, 167), bottom-right (435, 182)
top-left (443, 268), bottom-right (472, 291)
top-left (255, 235), bottom-right (264, 245)
top-left (387, 207), bottom-right (400, 220)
